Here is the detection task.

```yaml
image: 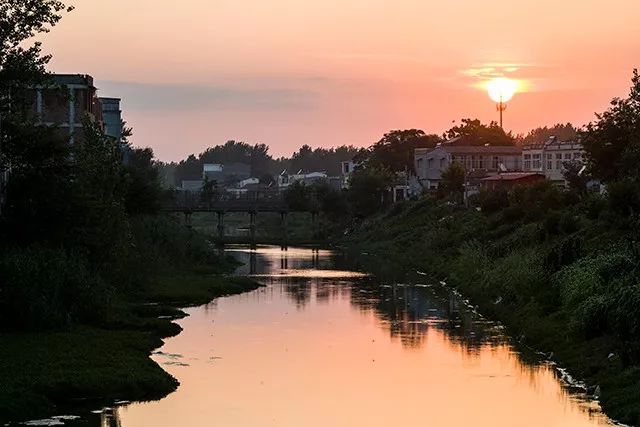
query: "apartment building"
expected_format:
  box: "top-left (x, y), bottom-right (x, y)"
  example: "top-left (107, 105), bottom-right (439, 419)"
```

top-left (522, 137), bottom-right (584, 184)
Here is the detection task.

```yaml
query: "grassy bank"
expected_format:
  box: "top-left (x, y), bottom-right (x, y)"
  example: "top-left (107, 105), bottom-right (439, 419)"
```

top-left (0, 215), bottom-right (263, 424)
top-left (341, 189), bottom-right (640, 426)
top-left (0, 269), bottom-right (261, 424)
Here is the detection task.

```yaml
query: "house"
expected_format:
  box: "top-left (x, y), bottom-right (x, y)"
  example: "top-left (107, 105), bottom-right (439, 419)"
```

top-left (278, 170), bottom-right (328, 190)
top-left (522, 137), bottom-right (585, 185)
top-left (480, 172), bottom-right (546, 191)
top-left (414, 140), bottom-right (523, 190)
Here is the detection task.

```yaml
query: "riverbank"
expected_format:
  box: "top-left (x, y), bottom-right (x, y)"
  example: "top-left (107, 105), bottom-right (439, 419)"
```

top-left (0, 267), bottom-right (262, 424)
top-left (340, 192), bottom-right (640, 426)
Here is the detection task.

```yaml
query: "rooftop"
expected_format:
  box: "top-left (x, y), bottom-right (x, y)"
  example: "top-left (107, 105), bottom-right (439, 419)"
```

top-left (480, 172), bottom-right (545, 182)
top-left (433, 145), bottom-right (522, 155)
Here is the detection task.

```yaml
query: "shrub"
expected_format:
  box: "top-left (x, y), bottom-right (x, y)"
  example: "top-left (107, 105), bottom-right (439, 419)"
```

top-left (0, 247), bottom-right (112, 330)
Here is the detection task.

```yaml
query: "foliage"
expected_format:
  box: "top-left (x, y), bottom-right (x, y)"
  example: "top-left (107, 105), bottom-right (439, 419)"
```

top-left (123, 146), bottom-right (164, 214)
top-left (522, 123), bottom-right (579, 145)
top-left (347, 166), bottom-right (393, 217)
top-left (369, 129), bottom-right (441, 172)
top-left (582, 69), bottom-right (640, 182)
top-left (444, 118), bottom-right (515, 146)
top-left (439, 161), bottom-right (465, 199)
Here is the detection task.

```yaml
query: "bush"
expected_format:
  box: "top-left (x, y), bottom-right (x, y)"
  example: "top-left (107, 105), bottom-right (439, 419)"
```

top-left (0, 247), bottom-right (112, 330)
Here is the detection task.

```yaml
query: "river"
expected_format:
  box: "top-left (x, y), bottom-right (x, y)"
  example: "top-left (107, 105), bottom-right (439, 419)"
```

top-left (70, 246), bottom-right (619, 426)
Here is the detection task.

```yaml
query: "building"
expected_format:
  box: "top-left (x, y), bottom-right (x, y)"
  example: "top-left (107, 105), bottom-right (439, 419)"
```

top-left (414, 141), bottom-right (523, 190)
top-left (522, 137), bottom-right (584, 184)
top-left (278, 170), bottom-right (328, 190)
top-left (34, 74), bottom-right (103, 144)
top-left (99, 97), bottom-right (123, 141)
top-left (479, 172), bottom-right (546, 191)
top-left (202, 163), bottom-right (251, 187)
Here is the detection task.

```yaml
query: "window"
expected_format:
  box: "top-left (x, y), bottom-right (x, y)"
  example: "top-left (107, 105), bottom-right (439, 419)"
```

top-left (524, 154), bottom-right (531, 160)
top-left (472, 155), bottom-right (478, 169)
top-left (492, 156), bottom-right (499, 169)
top-left (343, 163), bottom-right (350, 174)
top-left (416, 159), bottom-right (423, 172)
top-left (440, 158), bottom-right (446, 169)
top-left (479, 156), bottom-right (484, 169)
top-left (556, 160), bottom-right (562, 169)
top-left (427, 158), bottom-right (433, 169)
top-left (564, 153), bottom-right (572, 160)
top-left (546, 154), bottom-right (553, 160)
top-left (556, 153), bottom-right (562, 160)
top-left (532, 153), bottom-right (541, 170)
top-left (547, 161), bottom-right (553, 170)
top-left (574, 152), bottom-right (582, 159)
top-left (524, 160), bottom-right (531, 170)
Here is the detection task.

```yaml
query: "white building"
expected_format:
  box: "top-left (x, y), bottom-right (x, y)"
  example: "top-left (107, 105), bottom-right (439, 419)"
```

top-left (522, 137), bottom-right (584, 184)
top-left (414, 142), bottom-right (523, 190)
top-left (278, 170), bottom-right (328, 189)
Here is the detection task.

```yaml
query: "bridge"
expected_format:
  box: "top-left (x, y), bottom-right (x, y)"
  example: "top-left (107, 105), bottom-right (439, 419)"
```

top-left (162, 193), bottom-right (320, 244)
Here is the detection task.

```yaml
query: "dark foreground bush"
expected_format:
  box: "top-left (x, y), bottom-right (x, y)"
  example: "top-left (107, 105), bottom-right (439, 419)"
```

top-left (0, 247), bottom-right (112, 330)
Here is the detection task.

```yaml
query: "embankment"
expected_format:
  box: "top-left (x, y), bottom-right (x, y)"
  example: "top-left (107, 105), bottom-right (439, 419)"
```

top-left (340, 189), bottom-right (640, 426)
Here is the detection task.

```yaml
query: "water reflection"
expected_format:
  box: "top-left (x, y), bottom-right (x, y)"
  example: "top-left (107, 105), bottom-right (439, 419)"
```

top-left (107, 245), bottom-right (615, 427)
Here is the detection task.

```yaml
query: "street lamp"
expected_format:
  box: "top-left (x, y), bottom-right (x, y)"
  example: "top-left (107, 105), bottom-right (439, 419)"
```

top-left (487, 78), bottom-right (517, 128)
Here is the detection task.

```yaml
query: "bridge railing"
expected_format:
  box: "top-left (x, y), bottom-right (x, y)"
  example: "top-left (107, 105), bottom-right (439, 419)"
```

top-left (162, 190), bottom-right (289, 212)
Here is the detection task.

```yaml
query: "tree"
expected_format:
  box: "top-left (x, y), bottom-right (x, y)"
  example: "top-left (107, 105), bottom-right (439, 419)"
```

top-left (347, 167), bottom-right (393, 217)
top-left (0, 1), bottom-right (73, 171)
top-left (562, 161), bottom-right (590, 194)
top-left (582, 70), bottom-right (640, 183)
top-left (522, 123), bottom-right (579, 145)
top-left (284, 181), bottom-right (310, 211)
top-left (123, 146), bottom-right (164, 214)
top-left (369, 129), bottom-right (441, 173)
top-left (439, 161), bottom-right (465, 200)
top-left (445, 119), bottom-right (515, 146)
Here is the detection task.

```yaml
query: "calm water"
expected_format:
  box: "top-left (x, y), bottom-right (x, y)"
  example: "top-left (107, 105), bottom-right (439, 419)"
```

top-left (95, 246), bottom-right (613, 426)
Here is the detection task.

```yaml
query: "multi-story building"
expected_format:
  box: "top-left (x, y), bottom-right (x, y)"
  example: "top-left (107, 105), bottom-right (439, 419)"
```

top-left (34, 74), bottom-right (104, 144)
top-left (522, 137), bottom-right (584, 184)
top-left (414, 140), bottom-right (523, 190)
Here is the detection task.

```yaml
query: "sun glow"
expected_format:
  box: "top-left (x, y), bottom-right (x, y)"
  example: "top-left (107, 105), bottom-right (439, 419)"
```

top-left (486, 77), bottom-right (518, 103)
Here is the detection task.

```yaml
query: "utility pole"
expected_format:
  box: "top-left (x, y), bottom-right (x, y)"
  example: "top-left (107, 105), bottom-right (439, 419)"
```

top-left (497, 95), bottom-right (507, 129)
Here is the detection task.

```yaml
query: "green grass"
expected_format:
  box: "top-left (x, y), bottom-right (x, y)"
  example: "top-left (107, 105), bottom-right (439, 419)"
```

top-left (0, 270), bottom-right (262, 424)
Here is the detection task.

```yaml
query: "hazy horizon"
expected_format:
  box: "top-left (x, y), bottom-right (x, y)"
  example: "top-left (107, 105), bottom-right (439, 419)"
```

top-left (43, 0), bottom-right (640, 161)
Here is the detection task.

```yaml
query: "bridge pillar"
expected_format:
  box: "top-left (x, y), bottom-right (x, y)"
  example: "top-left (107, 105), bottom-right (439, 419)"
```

top-left (280, 212), bottom-right (288, 247)
top-left (311, 211), bottom-right (318, 239)
top-left (184, 212), bottom-right (192, 229)
top-left (216, 211), bottom-right (225, 240)
top-left (249, 211), bottom-right (257, 244)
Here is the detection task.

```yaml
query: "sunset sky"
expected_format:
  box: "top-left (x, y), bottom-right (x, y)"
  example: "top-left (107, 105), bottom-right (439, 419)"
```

top-left (43, 0), bottom-right (640, 161)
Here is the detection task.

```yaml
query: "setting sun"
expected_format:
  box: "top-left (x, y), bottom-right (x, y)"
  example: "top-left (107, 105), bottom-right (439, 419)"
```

top-left (487, 77), bottom-right (518, 103)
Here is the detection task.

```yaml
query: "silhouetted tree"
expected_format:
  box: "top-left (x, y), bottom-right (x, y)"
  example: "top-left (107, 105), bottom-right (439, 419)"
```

top-left (369, 129), bottom-right (441, 172)
top-left (439, 161), bottom-right (465, 200)
top-left (522, 123), bottom-right (579, 145)
top-left (445, 119), bottom-right (515, 146)
top-left (582, 69), bottom-right (640, 183)
top-left (347, 167), bottom-right (393, 216)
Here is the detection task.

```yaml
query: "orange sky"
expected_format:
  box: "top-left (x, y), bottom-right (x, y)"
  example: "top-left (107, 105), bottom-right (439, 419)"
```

top-left (43, 0), bottom-right (640, 161)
